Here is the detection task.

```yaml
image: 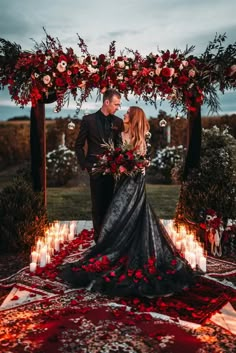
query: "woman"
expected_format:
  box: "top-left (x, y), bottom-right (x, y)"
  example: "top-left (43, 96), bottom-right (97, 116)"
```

top-left (59, 106), bottom-right (194, 297)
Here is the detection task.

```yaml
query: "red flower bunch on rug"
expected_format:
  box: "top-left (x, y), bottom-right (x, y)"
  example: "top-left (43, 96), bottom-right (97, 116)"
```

top-left (92, 141), bottom-right (150, 180)
top-left (200, 209), bottom-right (236, 257)
top-left (71, 251), bottom-right (179, 288)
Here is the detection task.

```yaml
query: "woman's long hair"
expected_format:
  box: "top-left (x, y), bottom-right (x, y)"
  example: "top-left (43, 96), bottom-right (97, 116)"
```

top-left (128, 106), bottom-right (150, 154)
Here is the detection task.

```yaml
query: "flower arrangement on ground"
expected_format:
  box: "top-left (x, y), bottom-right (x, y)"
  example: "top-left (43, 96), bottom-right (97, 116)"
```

top-left (92, 141), bottom-right (150, 180)
top-left (200, 208), bottom-right (236, 257)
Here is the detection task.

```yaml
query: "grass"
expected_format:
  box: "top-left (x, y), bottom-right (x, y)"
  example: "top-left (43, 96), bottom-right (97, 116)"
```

top-left (0, 168), bottom-right (181, 221)
top-left (46, 184), bottom-right (181, 221)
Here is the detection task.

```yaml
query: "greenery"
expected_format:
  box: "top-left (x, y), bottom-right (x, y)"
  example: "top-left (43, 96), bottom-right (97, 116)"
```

top-left (175, 126), bottom-right (236, 225)
top-left (46, 184), bottom-right (181, 222)
top-left (1, 32), bottom-right (236, 114)
top-left (147, 145), bottom-right (186, 184)
top-left (46, 144), bottom-right (79, 187)
top-left (0, 169), bottom-right (48, 253)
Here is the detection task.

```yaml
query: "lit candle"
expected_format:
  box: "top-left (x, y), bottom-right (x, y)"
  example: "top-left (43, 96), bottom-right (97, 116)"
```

top-left (69, 222), bottom-right (75, 235)
top-left (181, 238), bottom-right (187, 251)
top-left (54, 221), bottom-right (60, 232)
top-left (199, 256), bottom-right (207, 272)
top-left (189, 252), bottom-right (196, 269)
top-left (29, 262), bottom-right (37, 272)
top-left (36, 239), bottom-right (42, 252)
top-left (31, 251), bottom-right (38, 263)
top-left (68, 232), bottom-right (74, 241)
top-left (175, 239), bottom-right (182, 250)
top-left (59, 232), bottom-right (65, 244)
top-left (39, 247), bottom-right (47, 267)
top-left (54, 237), bottom-right (60, 252)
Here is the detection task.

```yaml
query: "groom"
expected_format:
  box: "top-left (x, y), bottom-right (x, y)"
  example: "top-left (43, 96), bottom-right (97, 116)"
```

top-left (75, 89), bottom-right (124, 242)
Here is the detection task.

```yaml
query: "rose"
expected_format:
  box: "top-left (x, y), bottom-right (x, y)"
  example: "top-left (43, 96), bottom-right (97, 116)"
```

top-left (188, 69), bottom-right (196, 78)
top-left (43, 75), bottom-right (51, 85)
top-left (161, 67), bottom-right (175, 77)
top-left (119, 165), bottom-right (127, 173)
top-left (57, 59), bottom-right (67, 73)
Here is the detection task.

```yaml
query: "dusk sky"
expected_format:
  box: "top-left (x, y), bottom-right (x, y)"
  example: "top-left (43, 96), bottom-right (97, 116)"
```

top-left (0, 0), bottom-right (236, 118)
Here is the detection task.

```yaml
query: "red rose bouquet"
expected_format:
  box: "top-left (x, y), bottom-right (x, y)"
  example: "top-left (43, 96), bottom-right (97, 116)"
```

top-left (92, 141), bottom-right (150, 180)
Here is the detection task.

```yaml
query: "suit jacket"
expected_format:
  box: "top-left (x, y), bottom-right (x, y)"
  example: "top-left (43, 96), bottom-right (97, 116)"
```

top-left (75, 110), bottom-right (124, 171)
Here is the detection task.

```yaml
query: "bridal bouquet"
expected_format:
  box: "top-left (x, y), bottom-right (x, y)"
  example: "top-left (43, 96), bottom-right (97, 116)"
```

top-left (92, 141), bottom-right (150, 180)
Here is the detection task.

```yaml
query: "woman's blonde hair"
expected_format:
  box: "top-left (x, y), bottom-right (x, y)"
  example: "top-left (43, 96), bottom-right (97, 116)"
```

top-left (128, 106), bottom-right (150, 154)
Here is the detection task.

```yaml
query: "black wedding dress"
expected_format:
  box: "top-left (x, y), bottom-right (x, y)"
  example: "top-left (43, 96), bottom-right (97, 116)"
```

top-left (59, 173), bottom-right (195, 298)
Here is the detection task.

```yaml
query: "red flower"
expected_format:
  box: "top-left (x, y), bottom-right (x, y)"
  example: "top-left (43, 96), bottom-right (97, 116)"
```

top-left (161, 67), bottom-right (175, 77)
top-left (109, 271), bottom-right (116, 277)
top-left (118, 274), bottom-right (126, 282)
top-left (70, 299), bottom-right (78, 306)
top-left (128, 269), bottom-right (134, 277)
top-left (135, 269), bottom-right (143, 279)
top-left (11, 295), bottom-right (19, 301)
top-left (171, 259), bottom-right (177, 266)
top-left (118, 82), bottom-right (127, 90)
top-left (178, 75), bottom-right (189, 85)
top-left (104, 276), bottom-right (111, 282)
top-left (92, 73), bottom-right (100, 83)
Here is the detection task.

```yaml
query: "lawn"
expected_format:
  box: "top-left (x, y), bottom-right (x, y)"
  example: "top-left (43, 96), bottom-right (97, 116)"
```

top-left (0, 166), bottom-right (181, 221)
top-left (46, 184), bottom-right (181, 221)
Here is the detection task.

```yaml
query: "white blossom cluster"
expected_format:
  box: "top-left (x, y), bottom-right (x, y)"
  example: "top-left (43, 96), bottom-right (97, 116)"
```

top-left (151, 145), bottom-right (186, 170)
top-left (46, 145), bottom-right (78, 186)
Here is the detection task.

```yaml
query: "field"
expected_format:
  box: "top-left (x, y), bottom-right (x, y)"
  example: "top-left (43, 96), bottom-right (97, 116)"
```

top-left (46, 184), bottom-right (180, 221)
top-left (0, 165), bottom-right (181, 221)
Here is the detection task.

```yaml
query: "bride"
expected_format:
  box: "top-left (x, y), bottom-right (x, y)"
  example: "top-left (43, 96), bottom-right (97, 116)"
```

top-left (59, 106), bottom-right (195, 297)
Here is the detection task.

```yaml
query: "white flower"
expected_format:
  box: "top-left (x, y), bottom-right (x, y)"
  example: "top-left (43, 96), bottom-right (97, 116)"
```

top-left (188, 69), bottom-right (196, 77)
top-left (43, 75), bottom-right (51, 85)
top-left (117, 73), bottom-right (123, 80)
top-left (87, 65), bottom-right (98, 73)
top-left (78, 56), bottom-right (85, 64)
top-left (117, 60), bottom-right (125, 69)
top-left (57, 61), bottom-right (67, 73)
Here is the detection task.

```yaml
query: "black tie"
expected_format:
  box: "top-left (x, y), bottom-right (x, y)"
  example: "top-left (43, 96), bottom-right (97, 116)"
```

top-left (104, 117), bottom-right (111, 139)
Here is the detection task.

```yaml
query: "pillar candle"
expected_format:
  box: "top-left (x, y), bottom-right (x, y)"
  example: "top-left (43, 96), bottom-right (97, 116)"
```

top-left (30, 262), bottom-right (37, 272)
top-left (39, 247), bottom-right (47, 267)
top-left (199, 256), bottom-right (207, 272)
top-left (31, 251), bottom-right (38, 263)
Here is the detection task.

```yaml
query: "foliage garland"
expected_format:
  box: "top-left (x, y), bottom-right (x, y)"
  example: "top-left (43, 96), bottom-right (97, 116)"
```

top-left (0, 30), bottom-right (236, 115)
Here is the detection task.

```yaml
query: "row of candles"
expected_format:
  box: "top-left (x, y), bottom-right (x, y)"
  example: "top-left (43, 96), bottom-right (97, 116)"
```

top-left (29, 219), bottom-right (206, 273)
top-left (29, 221), bottom-right (77, 272)
top-left (161, 220), bottom-right (207, 272)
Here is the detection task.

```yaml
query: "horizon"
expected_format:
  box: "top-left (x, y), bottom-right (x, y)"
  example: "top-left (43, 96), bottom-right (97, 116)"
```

top-left (1, 90), bottom-right (236, 121)
top-left (1, 0), bottom-right (236, 120)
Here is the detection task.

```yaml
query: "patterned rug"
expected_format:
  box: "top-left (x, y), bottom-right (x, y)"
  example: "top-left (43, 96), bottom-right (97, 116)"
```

top-left (1, 288), bottom-right (235, 353)
top-left (0, 227), bottom-right (236, 352)
top-left (0, 229), bottom-right (235, 325)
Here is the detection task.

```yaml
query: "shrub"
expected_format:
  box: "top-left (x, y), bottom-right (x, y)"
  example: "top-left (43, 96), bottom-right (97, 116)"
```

top-left (175, 126), bottom-right (236, 224)
top-left (147, 145), bottom-right (186, 184)
top-left (46, 144), bottom-right (79, 187)
top-left (0, 168), bottom-right (48, 253)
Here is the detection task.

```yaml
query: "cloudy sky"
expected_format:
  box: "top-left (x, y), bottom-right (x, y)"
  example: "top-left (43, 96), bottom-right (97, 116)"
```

top-left (0, 0), bottom-right (236, 118)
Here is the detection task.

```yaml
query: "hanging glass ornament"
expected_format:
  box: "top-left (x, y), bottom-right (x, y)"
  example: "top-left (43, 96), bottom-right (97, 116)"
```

top-left (68, 120), bottom-right (75, 130)
top-left (159, 118), bottom-right (167, 127)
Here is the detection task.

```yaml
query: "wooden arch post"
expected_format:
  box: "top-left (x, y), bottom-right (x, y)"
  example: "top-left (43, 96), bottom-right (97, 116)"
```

top-left (183, 99), bottom-right (202, 180)
top-left (30, 93), bottom-right (57, 206)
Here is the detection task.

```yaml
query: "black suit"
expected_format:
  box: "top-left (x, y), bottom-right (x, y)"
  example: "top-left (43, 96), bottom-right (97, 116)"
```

top-left (75, 110), bottom-right (124, 241)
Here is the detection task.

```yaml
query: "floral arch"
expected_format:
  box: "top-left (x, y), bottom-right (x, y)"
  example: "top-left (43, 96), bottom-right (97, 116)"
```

top-left (0, 31), bottom-right (236, 203)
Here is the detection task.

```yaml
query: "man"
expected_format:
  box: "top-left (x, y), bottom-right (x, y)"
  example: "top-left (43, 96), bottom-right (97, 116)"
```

top-left (75, 89), bottom-right (124, 242)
